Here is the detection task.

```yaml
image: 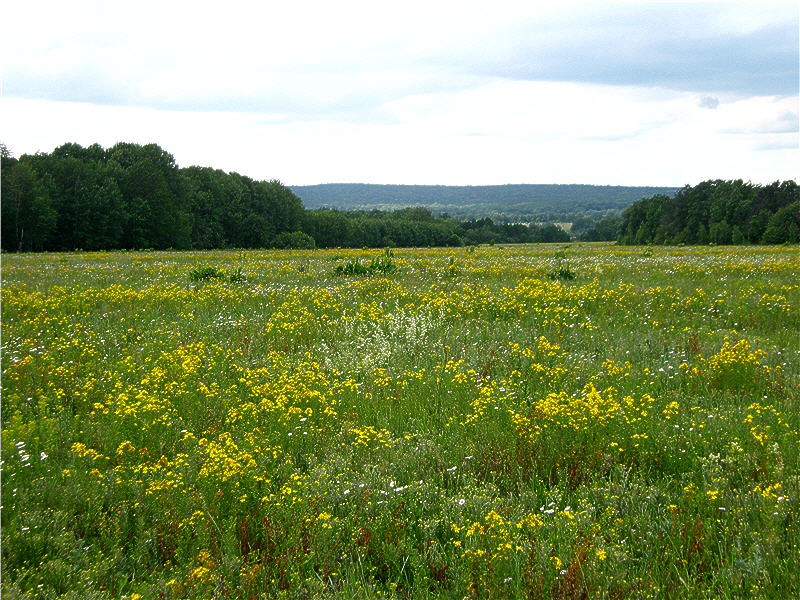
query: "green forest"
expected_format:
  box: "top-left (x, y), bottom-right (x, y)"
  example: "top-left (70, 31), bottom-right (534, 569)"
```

top-left (614, 179), bottom-right (800, 245)
top-left (1, 142), bottom-right (570, 252)
top-left (2, 142), bottom-right (797, 251)
top-left (292, 182), bottom-right (679, 222)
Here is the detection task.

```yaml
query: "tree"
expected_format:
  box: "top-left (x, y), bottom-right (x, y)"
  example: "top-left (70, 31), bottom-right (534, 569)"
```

top-left (709, 220), bottom-right (732, 245)
top-left (1, 159), bottom-right (57, 252)
top-left (108, 143), bottom-right (192, 249)
top-left (761, 202), bottom-right (800, 244)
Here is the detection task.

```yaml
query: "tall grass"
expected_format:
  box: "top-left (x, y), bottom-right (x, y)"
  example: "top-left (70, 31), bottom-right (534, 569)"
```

top-left (2, 244), bottom-right (799, 598)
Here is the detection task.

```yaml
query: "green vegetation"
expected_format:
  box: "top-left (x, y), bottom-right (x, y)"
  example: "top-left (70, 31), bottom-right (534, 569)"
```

top-left (1, 142), bottom-right (303, 252)
top-left (615, 180), bottom-right (799, 245)
top-left (291, 183), bottom-right (680, 222)
top-left (304, 210), bottom-right (570, 248)
top-left (1, 143), bottom-right (572, 252)
top-left (3, 244), bottom-right (799, 598)
top-left (5, 142), bottom-right (796, 252)
top-left (334, 248), bottom-right (398, 275)
top-left (188, 265), bottom-right (246, 284)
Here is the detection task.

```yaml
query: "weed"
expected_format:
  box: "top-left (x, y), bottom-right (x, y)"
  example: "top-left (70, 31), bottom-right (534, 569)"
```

top-left (189, 265), bottom-right (246, 283)
top-left (335, 248), bottom-right (397, 275)
top-left (548, 264), bottom-right (576, 280)
top-left (189, 265), bottom-right (225, 281)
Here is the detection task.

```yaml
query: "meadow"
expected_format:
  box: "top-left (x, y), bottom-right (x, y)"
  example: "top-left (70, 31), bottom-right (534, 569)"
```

top-left (2, 243), bottom-right (799, 599)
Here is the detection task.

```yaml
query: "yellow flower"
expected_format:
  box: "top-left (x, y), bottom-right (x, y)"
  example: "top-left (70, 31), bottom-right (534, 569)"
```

top-left (550, 556), bottom-right (563, 570)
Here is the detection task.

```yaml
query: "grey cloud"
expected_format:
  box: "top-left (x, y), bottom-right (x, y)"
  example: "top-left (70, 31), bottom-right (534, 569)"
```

top-left (3, 64), bottom-right (481, 123)
top-left (477, 4), bottom-right (799, 97)
top-left (699, 96), bottom-right (720, 109)
top-left (3, 2), bottom-right (797, 118)
top-left (4, 69), bottom-right (133, 107)
top-left (774, 111), bottom-right (800, 133)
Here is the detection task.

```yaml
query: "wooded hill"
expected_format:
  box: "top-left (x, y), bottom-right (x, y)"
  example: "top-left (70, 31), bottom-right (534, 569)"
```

top-left (5, 142), bottom-right (795, 251)
top-left (291, 183), bottom-right (680, 222)
top-left (0, 142), bottom-right (570, 252)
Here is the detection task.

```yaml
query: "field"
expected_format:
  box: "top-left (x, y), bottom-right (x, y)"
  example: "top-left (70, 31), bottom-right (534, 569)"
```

top-left (2, 243), bottom-right (799, 599)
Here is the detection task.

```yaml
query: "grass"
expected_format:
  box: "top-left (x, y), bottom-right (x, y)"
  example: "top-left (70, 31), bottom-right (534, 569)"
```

top-left (2, 243), bottom-right (799, 599)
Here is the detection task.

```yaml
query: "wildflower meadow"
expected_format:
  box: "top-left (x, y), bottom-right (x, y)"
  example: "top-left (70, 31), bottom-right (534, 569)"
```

top-left (2, 243), bottom-right (799, 599)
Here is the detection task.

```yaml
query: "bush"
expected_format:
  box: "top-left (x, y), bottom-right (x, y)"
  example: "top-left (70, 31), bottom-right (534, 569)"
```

top-left (189, 265), bottom-right (246, 283)
top-left (334, 249), bottom-right (397, 276)
top-left (547, 265), bottom-right (576, 281)
top-left (272, 231), bottom-right (317, 249)
top-left (189, 266), bottom-right (225, 281)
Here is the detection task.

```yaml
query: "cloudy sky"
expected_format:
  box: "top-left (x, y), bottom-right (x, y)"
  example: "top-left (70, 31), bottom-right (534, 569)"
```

top-left (2, 0), bottom-right (797, 185)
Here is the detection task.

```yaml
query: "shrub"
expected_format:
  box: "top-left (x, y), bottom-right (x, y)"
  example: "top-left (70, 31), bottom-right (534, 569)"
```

top-left (334, 249), bottom-right (397, 276)
top-left (189, 266), bottom-right (225, 281)
top-left (548, 265), bottom-right (576, 281)
top-left (273, 231), bottom-right (317, 249)
top-left (189, 265), bottom-right (246, 283)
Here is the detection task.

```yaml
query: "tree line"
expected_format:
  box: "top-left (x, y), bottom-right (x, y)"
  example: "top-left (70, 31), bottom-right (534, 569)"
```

top-left (1, 142), bottom-right (304, 252)
top-left (292, 182), bottom-right (679, 222)
top-left (1, 142), bottom-right (569, 252)
top-left (611, 180), bottom-right (799, 245)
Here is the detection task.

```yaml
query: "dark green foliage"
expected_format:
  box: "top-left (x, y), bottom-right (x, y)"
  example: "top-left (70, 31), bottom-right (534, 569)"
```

top-left (334, 260), bottom-right (373, 275)
top-left (227, 266), bottom-right (246, 283)
top-left (272, 231), bottom-right (317, 249)
top-left (189, 266), bottom-right (226, 281)
top-left (531, 223), bottom-right (571, 243)
top-left (20, 142), bottom-right (783, 254)
top-left (189, 265), bottom-right (246, 283)
top-left (548, 264), bottom-right (577, 281)
top-left (2, 142), bottom-right (305, 252)
top-left (1, 153), bottom-right (57, 252)
top-left (581, 214), bottom-right (623, 241)
top-left (761, 201), bottom-right (800, 244)
top-left (292, 182), bottom-right (680, 222)
top-left (334, 248), bottom-right (398, 275)
top-left (368, 248), bottom-right (398, 273)
top-left (303, 208), bottom-right (570, 248)
top-left (2, 137), bottom-right (577, 252)
top-left (618, 180), bottom-right (799, 245)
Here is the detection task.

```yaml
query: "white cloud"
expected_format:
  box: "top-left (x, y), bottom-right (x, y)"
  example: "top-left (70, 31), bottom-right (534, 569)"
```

top-left (3, 82), bottom-right (796, 186)
top-left (2, 0), bottom-right (797, 185)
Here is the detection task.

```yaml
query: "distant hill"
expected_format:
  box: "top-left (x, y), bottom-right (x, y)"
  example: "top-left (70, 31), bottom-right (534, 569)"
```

top-left (290, 183), bottom-right (680, 221)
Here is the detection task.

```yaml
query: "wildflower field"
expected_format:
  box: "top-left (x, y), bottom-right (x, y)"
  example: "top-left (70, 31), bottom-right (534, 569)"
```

top-left (2, 243), bottom-right (799, 599)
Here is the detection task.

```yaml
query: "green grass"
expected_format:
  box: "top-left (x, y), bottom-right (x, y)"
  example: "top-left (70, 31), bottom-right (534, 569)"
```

top-left (2, 243), bottom-right (799, 599)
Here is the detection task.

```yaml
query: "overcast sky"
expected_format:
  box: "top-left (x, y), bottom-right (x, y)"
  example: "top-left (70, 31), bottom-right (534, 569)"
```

top-left (2, 0), bottom-right (797, 186)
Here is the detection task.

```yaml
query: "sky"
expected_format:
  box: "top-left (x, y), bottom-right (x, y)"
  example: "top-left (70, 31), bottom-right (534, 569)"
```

top-left (1, 0), bottom-right (798, 186)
